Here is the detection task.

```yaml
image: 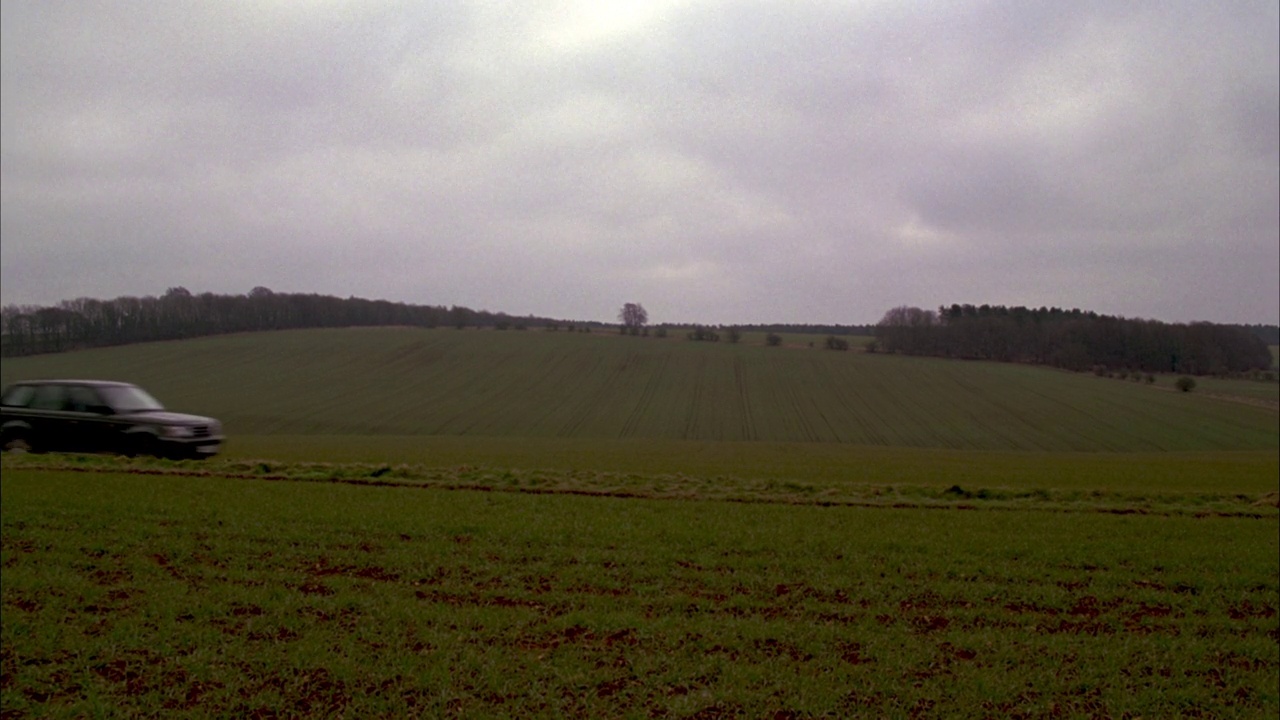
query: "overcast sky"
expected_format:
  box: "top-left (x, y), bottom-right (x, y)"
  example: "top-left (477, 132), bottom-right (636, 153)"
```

top-left (2, 1), bottom-right (1277, 325)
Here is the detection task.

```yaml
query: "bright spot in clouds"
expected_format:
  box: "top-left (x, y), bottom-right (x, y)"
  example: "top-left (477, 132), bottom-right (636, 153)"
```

top-left (538, 0), bottom-right (676, 51)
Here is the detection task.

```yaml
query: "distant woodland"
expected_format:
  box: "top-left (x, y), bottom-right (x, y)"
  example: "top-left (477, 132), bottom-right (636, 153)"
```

top-left (875, 304), bottom-right (1275, 376)
top-left (1, 290), bottom-right (1275, 377)
top-left (0, 287), bottom-right (565, 357)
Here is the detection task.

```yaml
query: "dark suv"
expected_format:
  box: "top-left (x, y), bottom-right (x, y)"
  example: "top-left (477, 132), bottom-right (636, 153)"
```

top-left (0, 380), bottom-right (223, 459)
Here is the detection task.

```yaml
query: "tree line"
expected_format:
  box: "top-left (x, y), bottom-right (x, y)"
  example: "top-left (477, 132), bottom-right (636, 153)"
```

top-left (654, 322), bottom-right (875, 336)
top-left (0, 287), bottom-right (570, 357)
top-left (1232, 324), bottom-right (1280, 345)
top-left (874, 304), bottom-right (1274, 376)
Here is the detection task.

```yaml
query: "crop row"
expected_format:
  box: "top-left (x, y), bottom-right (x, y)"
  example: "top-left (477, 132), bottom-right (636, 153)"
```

top-left (1, 328), bottom-right (1275, 451)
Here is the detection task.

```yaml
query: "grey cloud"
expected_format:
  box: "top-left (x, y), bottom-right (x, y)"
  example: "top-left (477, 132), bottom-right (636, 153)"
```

top-left (1, 0), bottom-right (1275, 324)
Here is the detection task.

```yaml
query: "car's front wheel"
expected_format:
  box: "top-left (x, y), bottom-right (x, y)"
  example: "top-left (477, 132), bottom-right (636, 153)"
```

top-left (123, 434), bottom-right (162, 459)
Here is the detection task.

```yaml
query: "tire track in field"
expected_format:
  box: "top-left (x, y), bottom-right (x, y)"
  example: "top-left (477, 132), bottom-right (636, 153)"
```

top-left (750, 355), bottom-right (791, 440)
top-left (733, 357), bottom-right (758, 441)
top-left (1016, 372), bottom-right (1211, 451)
top-left (438, 345), bottom-right (536, 436)
top-left (809, 403), bottom-right (841, 443)
top-left (802, 364), bottom-right (843, 443)
top-left (823, 358), bottom-right (893, 446)
top-left (987, 367), bottom-right (1134, 452)
top-left (847, 386), bottom-right (894, 445)
top-left (794, 357), bottom-right (848, 443)
top-left (941, 366), bottom-right (1057, 451)
top-left (884, 364), bottom-right (967, 449)
top-left (1190, 391), bottom-right (1279, 411)
top-left (559, 350), bottom-right (651, 439)
top-left (944, 364), bottom-right (1171, 451)
top-left (902, 363), bottom-right (1011, 450)
top-left (785, 361), bottom-right (822, 442)
top-left (1003, 366), bottom-right (1218, 451)
top-left (796, 356), bottom-right (856, 443)
top-left (555, 354), bottom-right (610, 437)
top-left (681, 355), bottom-right (707, 439)
top-left (403, 344), bottom-right (518, 435)
top-left (1092, 381), bottom-right (1279, 450)
top-left (620, 352), bottom-right (670, 438)
top-left (1009, 375), bottom-right (1147, 451)
top-left (840, 357), bottom-right (933, 446)
top-left (521, 347), bottom-right (587, 436)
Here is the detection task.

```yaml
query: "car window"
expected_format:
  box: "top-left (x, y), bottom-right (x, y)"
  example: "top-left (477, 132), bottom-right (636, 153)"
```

top-left (66, 386), bottom-right (104, 413)
top-left (98, 385), bottom-right (165, 412)
top-left (29, 384), bottom-right (68, 411)
top-left (0, 385), bottom-right (36, 407)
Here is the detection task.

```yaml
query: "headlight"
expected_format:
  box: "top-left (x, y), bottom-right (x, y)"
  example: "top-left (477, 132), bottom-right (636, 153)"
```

top-left (160, 426), bottom-right (195, 438)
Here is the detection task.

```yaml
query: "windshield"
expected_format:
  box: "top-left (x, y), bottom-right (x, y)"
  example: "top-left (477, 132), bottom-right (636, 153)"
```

top-left (98, 385), bottom-right (166, 413)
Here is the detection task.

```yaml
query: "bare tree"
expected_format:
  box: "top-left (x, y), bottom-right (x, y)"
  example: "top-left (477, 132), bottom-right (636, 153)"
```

top-left (618, 303), bottom-right (648, 335)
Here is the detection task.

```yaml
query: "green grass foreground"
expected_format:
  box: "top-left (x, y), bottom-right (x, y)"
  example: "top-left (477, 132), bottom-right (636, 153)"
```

top-left (3, 467), bottom-right (1277, 718)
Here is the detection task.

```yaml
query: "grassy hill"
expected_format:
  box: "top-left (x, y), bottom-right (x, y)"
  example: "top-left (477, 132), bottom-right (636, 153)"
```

top-left (1, 327), bottom-right (1275, 453)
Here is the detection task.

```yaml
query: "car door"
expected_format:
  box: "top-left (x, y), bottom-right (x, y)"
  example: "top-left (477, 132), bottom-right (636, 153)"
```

top-left (64, 385), bottom-right (113, 453)
top-left (25, 384), bottom-right (70, 451)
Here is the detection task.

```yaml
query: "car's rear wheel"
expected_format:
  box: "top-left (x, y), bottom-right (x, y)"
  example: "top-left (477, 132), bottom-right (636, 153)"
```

top-left (3, 434), bottom-right (35, 454)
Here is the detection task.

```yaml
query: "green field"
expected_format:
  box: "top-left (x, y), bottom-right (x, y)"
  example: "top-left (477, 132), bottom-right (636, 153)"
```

top-left (3, 468), bottom-right (1276, 718)
top-left (1, 327), bottom-right (1275, 452)
top-left (2, 328), bottom-right (1277, 717)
